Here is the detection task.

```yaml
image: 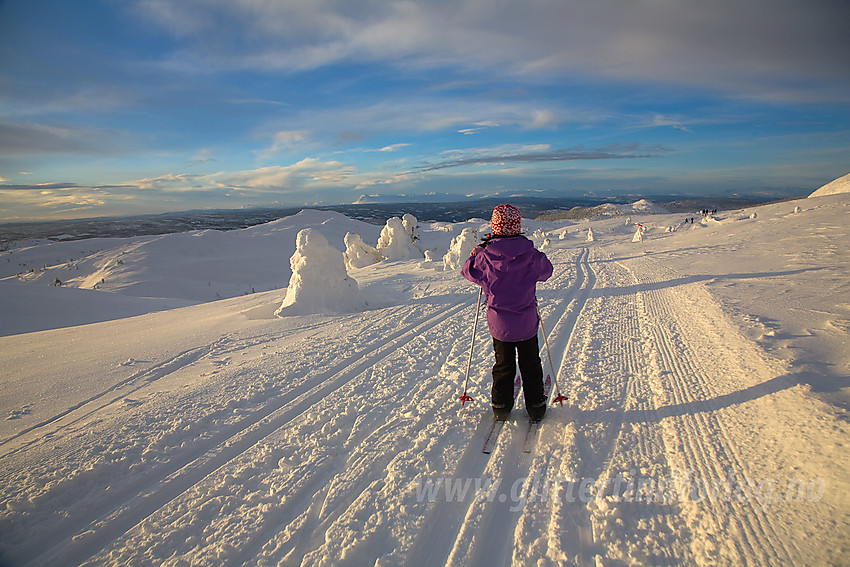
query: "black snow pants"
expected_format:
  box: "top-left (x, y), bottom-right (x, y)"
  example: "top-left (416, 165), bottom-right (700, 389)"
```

top-left (491, 335), bottom-right (546, 413)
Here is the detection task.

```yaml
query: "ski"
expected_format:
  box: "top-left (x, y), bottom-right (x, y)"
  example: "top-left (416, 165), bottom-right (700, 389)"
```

top-left (483, 374), bottom-right (522, 454)
top-left (482, 419), bottom-right (506, 454)
top-left (522, 420), bottom-right (542, 453)
top-left (522, 375), bottom-right (550, 453)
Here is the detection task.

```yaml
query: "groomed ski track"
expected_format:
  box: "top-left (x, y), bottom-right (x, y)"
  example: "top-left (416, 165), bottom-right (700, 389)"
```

top-left (1, 244), bottom-right (846, 566)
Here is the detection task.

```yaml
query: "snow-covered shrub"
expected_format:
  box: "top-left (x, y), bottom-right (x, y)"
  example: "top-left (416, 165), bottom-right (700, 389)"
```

top-left (276, 228), bottom-right (367, 316)
top-left (632, 226), bottom-right (644, 242)
top-left (442, 228), bottom-right (479, 271)
top-left (377, 217), bottom-right (423, 260)
top-left (343, 232), bottom-right (382, 270)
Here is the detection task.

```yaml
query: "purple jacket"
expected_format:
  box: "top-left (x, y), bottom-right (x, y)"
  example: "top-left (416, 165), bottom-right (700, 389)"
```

top-left (462, 236), bottom-right (553, 342)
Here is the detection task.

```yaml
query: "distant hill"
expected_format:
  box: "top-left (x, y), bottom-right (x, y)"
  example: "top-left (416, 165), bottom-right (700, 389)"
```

top-left (536, 199), bottom-right (669, 221)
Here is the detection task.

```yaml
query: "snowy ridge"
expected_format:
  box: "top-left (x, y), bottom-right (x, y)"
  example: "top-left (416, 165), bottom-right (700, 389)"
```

top-left (809, 171), bottom-right (850, 197)
top-left (1, 194), bottom-right (849, 566)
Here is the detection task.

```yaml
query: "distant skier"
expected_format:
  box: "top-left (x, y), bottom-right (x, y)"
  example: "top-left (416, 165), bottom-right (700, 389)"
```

top-left (462, 204), bottom-right (553, 421)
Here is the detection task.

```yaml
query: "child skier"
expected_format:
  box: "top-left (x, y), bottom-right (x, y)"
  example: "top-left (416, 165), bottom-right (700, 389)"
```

top-left (462, 204), bottom-right (553, 422)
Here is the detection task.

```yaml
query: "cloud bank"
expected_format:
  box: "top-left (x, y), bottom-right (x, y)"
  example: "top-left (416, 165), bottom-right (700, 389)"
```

top-left (135, 0), bottom-right (850, 102)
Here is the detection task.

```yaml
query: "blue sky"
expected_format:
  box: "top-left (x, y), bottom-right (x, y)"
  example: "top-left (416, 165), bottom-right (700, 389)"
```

top-left (1, 0), bottom-right (849, 221)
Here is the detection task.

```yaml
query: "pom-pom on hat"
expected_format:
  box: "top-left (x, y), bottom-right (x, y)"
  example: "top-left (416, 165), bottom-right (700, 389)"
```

top-left (491, 204), bottom-right (522, 236)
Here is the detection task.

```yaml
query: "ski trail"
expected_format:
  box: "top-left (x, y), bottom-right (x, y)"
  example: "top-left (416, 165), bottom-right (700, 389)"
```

top-left (0, 343), bottom-right (216, 453)
top-left (495, 246), bottom-right (598, 567)
top-left (526, 248), bottom-right (691, 565)
top-left (268, 294), bottom-right (498, 566)
top-left (445, 423), bottom-right (527, 567)
top-left (0, 317), bottom-right (333, 456)
top-left (539, 247), bottom-right (639, 566)
top-left (18, 301), bottom-right (470, 567)
top-left (626, 258), bottom-right (798, 565)
top-left (226, 412), bottom-right (412, 567)
top-left (405, 416), bottom-right (500, 567)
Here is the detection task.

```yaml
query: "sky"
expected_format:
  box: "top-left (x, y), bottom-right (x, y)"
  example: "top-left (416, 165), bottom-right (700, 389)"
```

top-left (1, 0), bottom-right (849, 222)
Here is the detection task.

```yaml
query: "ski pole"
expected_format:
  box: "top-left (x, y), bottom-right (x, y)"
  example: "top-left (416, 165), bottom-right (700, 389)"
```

top-left (536, 301), bottom-right (568, 406)
top-left (459, 287), bottom-right (483, 407)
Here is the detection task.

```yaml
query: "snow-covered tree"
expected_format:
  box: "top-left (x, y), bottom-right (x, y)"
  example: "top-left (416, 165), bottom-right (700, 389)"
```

top-left (343, 232), bottom-right (382, 270)
top-left (442, 228), bottom-right (479, 271)
top-left (276, 228), bottom-right (367, 316)
top-left (632, 226), bottom-right (644, 242)
top-left (377, 217), bottom-right (423, 260)
top-left (402, 213), bottom-right (420, 243)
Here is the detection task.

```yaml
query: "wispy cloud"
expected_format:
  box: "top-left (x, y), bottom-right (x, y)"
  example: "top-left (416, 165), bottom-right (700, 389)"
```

top-left (377, 143), bottom-right (411, 152)
top-left (412, 144), bottom-right (667, 173)
top-left (0, 182), bottom-right (132, 192)
top-left (256, 130), bottom-right (313, 161)
top-left (0, 119), bottom-right (130, 157)
top-left (459, 121), bottom-right (499, 135)
top-left (218, 158), bottom-right (356, 192)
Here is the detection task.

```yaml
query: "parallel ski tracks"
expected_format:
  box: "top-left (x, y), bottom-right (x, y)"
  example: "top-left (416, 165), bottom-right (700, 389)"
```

top-left (0, 318), bottom-right (335, 457)
top-left (634, 266), bottom-right (796, 565)
top-left (532, 250), bottom-right (797, 566)
top-left (539, 249), bottom-right (640, 566)
top-left (19, 300), bottom-right (472, 567)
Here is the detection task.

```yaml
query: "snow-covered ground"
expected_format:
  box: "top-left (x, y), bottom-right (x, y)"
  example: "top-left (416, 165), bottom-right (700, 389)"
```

top-left (1, 193), bottom-right (848, 566)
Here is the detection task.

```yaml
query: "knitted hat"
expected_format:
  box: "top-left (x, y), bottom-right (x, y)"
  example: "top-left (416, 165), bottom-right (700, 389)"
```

top-left (491, 204), bottom-right (522, 236)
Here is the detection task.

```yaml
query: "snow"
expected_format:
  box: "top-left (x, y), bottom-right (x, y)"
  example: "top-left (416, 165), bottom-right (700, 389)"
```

top-left (809, 172), bottom-right (850, 197)
top-left (1, 195), bottom-right (849, 566)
